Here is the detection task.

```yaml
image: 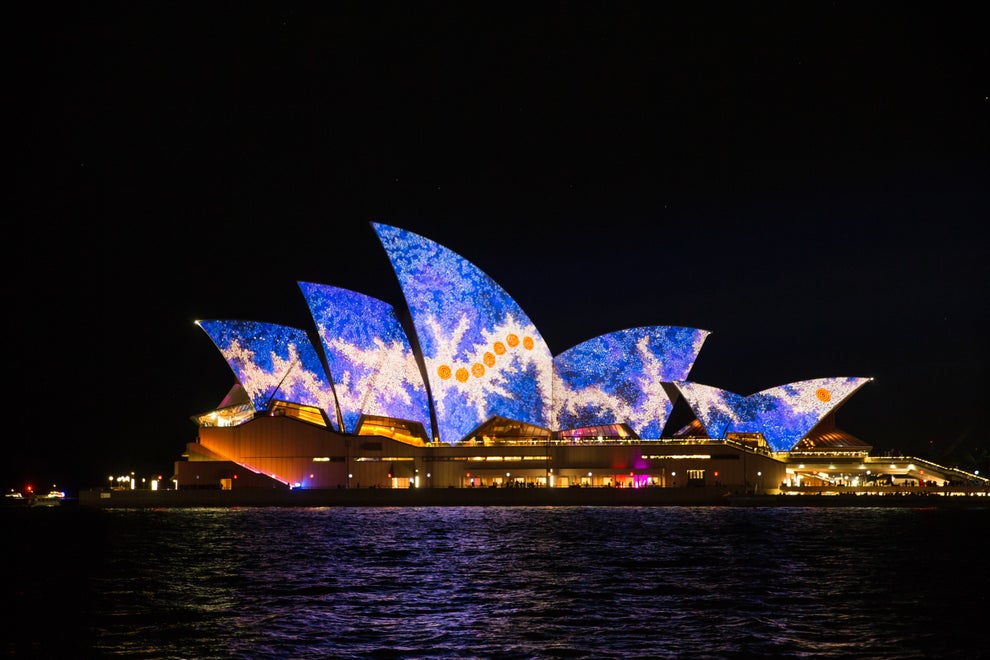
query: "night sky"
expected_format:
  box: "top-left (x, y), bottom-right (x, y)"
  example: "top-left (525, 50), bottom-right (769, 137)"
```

top-left (13, 4), bottom-right (988, 492)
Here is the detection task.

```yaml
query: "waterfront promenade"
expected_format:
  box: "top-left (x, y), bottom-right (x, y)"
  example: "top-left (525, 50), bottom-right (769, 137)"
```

top-left (78, 485), bottom-right (989, 509)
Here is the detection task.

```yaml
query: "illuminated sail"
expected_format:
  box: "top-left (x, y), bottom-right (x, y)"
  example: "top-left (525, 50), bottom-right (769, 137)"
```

top-left (299, 282), bottom-right (431, 434)
top-left (196, 319), bottom-right (339, 430)
top-left (674, 377), bottom-right (872, 451)
top-left (553, 326), bottom-right (710, 438)
top-left (373, 223), bottom-right (553, 442)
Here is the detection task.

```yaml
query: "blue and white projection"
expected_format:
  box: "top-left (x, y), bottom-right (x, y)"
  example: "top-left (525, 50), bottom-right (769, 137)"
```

top-left (198, 223), bottom-right (869, 447)
top-left (373, 222), bottom-right (554, 443)
top-left (298, 282), bottom-right (431, 435)
top-left (553, 326), bottom-right (710, 438)
top-left (196, 319), bottom-right (339, 430)
top-left (673, 377), bottom-right (872, 452)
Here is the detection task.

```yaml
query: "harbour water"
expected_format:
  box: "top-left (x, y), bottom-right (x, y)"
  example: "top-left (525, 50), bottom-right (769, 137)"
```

top-left (3, 505), bottom-right (988, 658)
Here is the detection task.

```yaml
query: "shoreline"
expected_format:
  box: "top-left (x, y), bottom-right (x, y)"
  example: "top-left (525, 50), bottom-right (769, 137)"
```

top-left (76, 487), bottom-right (990, 509)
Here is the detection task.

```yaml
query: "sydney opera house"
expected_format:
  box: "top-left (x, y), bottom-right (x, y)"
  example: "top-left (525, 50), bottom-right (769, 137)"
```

top-left (168, 223), bottom-right (978, 496)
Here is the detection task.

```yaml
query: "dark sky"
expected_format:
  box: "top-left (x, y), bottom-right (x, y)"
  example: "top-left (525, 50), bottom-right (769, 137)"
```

top-left (13, 3), bottom-right (988, 492)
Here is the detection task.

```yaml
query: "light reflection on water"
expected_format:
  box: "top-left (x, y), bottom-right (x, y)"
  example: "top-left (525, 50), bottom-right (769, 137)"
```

top-left (4, 506), bottom-right (988, 658)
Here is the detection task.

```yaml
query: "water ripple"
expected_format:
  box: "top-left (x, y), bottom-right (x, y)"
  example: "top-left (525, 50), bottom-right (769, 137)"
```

top-left (3, 506), bottom-right (987, 658)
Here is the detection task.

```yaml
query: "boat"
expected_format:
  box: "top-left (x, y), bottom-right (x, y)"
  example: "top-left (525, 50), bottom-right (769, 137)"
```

top-left (28, 489), bottom-right (65, 507)
top-left (2, 490), bottom-right (28, 506)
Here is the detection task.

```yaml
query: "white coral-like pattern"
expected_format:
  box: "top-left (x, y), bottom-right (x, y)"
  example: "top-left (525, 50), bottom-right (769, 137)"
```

top-left (673, 377), bottom-right (872, 452)
top-left (197, 224), bottom-right (869, 446)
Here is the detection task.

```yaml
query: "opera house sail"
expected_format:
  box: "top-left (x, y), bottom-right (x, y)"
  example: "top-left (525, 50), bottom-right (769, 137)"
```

top-left (373, 222), bottom-right (555, 443)
top-left (673, 378), bottom-right (872, 452)
top-left (196, 319), bottom-right (340, 429)
top-left (299, 282), bottom-right (432, 437)
top-left (552, 326), bottom-right (710, 439)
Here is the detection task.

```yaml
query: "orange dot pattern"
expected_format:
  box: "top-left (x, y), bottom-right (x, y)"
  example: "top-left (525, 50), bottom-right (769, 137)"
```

top-left (436, 334), bottom-right (537, 383)
top-left (815, 388), bottom-right (831, 402)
